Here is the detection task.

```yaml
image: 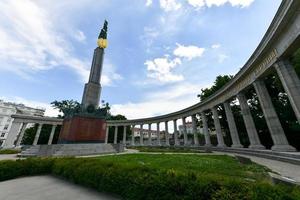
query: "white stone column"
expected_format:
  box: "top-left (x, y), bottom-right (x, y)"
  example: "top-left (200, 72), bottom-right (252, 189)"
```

top-left (47, 124), bottom-right (57, 145)
top-left (165, 121), bottom-right (170, 146)
top-left (192, 115), bottom-right (199, 146)
top-left (211, 107), bottom-right (226, 147)
top-left (33, 123), bottom-right (43, 145)
top-left (173, 119), bottom-right (179, 146)
top-left (223, 101), bottom-right (243, 148)
top-left (140, 124), bottom-right (144, 146)
top-left (253, 80), bottom-right (296, 151)
top-left (157, 122), bottom-right (161, 146)
top-left (131, 125), bottom-right (135, 146)
top-left (16, 122), bottom-right (28, 147)
top-left (275, 60), bottom-right (300, 124)
top-left (123, 126), bottom-right (127, 145)
top-left (182, 117), bottom-right (188, 146)
top-left (148, 124), bottom-right (152, 146)
top-left (105, 126), bottom-right (109, 144)
top-left (3, 120), bottom-right (22, 148)
top-left (237, 92), bottom-right (264, 149)
top-left (113, 126), bottom-right (118, 144)
top-left (201, 112), bottom-right (211, 146)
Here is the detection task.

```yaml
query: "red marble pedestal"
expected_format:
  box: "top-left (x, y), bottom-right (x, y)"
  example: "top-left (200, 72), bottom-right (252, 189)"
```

top-left (58, 115), bottom-right (107, 143)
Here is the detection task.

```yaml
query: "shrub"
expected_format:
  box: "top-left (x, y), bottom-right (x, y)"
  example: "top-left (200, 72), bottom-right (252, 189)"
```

top-left (0, 149), bottom-right (21, 154)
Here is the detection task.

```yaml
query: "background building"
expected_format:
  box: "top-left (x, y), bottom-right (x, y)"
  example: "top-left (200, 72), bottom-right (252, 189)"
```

top-left (0, 100), bottom-right (45, 147)
top-left (132, 127), bottom-right (164, 139)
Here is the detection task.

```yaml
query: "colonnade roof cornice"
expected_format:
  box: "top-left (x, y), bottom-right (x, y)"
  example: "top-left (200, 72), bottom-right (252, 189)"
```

top-left (107, 0), bottom-right (300, 126)
top-left (11, 114), bottom-right (63, 125)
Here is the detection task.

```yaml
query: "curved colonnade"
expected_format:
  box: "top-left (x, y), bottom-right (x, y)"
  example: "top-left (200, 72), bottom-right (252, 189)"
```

top-left (3, 0), bottom-right (300, 153)
top-left (106, 0), bottom-right (300, 152)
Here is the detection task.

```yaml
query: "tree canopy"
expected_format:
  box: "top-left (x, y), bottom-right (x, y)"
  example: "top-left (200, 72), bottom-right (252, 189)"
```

top-left (197, 75), bottom-right (233, 102)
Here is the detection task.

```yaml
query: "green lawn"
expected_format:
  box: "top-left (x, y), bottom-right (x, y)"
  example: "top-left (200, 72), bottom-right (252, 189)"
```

top-left (95, 154), bottom-right (269, 182)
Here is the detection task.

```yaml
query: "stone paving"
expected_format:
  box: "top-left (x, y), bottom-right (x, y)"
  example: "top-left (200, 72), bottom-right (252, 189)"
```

top-left (0, 175), bottom-right (120, 200)
top-left (213, 151), bottom-right (300, 183)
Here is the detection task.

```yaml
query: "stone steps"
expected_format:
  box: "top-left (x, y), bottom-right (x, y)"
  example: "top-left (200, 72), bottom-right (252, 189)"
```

top-left (19, 144), bottom-right (124, 157)
top-left (207, 147), bottom-right (300, 165)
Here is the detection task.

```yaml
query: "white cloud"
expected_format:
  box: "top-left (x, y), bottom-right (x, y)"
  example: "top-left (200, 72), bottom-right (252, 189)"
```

top-left (0, 96), bottom-right (60, 117)
top-left (226, 0), bottom-right (255, 7)
top-left (218, 54), bottom-right (229, 63)
top-left (101, 60), bottom-right (123, 86)
top-left (74, 30), bottom-right (86, 42)
top-left (145, 56), bottom-right (184, 83)
top-left (205, 0), bottom-right (228, 7)
top-left (187, 0), bottom-right (205, 9)
top-left (211, 44), bottom-right (221, 49)
top-left (173, 43), bottom-right (205, 60)
top-left (111, 82), bottom-right (201, 119)
top-left (160, 0), bottom-right (182, 12)
top-left (146, 0), bottom-right (153, 6)
top-left (0, 0), bottom-right (89, 82)
top-left (0, 0), bottom-right (121, 86)
top-left (186, 0), bottom-right (255, 8)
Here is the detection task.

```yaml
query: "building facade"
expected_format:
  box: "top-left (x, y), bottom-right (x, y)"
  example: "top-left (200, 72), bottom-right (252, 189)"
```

top-left (132, 127), bottom-right (163, 139)
top-left (0, 100), bottom-right (45, 147)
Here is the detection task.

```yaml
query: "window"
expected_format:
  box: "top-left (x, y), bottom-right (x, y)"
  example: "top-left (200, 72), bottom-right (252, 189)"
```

top-left (1, 133), bottom-right (5, 137)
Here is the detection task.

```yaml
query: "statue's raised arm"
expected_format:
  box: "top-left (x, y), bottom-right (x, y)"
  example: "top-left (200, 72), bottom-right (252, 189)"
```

top-left (98, 20), bottom-right (108, 39)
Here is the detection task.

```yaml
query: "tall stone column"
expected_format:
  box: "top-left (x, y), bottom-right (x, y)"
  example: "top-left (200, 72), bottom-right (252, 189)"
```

top-left (33, 123), bottom-right (43, 145)
top-left (131, 125), bottom-right (135, 146)
top-left (3, 121), bottom-right (22, 148)
top-left (140, 124), bottom-right (144, 146)
top-left (182, 117), bottom-right (188, 146)
top-left (123, 126), bottom-right (127, 145)
top-left (47, 124), bottom-right (57, 145)
top-left (157, 122), bottom-right (161, 146)
top-left (113, 126), bottom-right (118, 144)
top-left (211, 107), bottom-right (226, 147)
top-left (15, 122), bottom-right (28, 147)
top-left (148, 124), bottom-right (152, 146)
top-left (105, 126), bottom-right (109, 144)
top-left (237, 92), bottom-right (264, 149)
top-left (173, 119), bottom-right (179, 146)
top-left (201, 112), bottom-right (211, 146)
top-left (165, 121), bottom-right (170, 146)
top-left (253, 80), bottom-right (296, 151)
top-left (223, 101), bottom-right (243, 148)
top-left (192, 115), bottom-right (199, 146)
top-left (275, 60), bottom-right (300, 123)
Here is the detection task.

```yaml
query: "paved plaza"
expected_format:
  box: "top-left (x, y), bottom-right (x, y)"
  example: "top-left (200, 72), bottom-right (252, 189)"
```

top-left (0, 175), bottom-right (120, 200)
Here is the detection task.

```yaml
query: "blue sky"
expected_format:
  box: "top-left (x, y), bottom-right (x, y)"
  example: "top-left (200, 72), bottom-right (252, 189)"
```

top-left (0, 0), bottom-right (281, 119)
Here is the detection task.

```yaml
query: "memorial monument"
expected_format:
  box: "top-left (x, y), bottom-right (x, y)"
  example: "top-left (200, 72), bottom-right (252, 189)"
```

top-left (58, 21), bottom-right (109, 144)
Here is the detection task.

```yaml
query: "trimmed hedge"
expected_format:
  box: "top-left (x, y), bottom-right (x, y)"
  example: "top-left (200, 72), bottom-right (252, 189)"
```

top-left (0, 149), bottom-right (21, 154)
top-left (0, 157), bottom-right (299, 200)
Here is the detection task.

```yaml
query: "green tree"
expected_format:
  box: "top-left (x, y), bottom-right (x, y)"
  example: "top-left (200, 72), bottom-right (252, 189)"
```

top-left (51, 100), bottom-right (81, 118)
top-left (107, 115), bottom-right (132, 143)
top-left (197, 75), bottom-right (233, 102)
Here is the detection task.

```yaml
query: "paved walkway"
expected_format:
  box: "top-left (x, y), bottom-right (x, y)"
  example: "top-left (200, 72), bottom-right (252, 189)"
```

top-left (0, 175), bottom-right (120, 200)
top-left (0, 154), bottom-right (19, 160)
top-left (213, 151), bottom-right (300, 183)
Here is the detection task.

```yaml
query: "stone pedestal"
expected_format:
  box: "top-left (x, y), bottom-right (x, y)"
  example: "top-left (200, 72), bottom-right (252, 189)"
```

top-left (58, 115), bottom-right (106, 144)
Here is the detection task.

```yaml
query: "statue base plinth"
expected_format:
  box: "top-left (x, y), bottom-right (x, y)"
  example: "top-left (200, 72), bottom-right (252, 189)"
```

top-left (58, 115), bottom-right (106, 144)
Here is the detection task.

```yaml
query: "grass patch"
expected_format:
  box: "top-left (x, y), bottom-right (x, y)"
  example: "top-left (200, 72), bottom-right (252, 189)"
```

top-left (129, 146), bottom-right (208, 153)
top-left (0, 154), bottom-right (299, 199)
top-left (0, 149), bottom-right (21, 154)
